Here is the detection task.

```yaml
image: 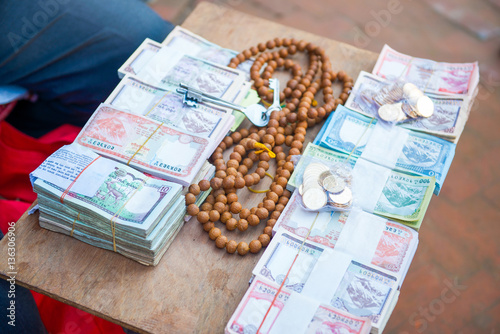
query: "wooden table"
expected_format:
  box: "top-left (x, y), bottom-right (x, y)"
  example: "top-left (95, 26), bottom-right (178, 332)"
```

top-left (0, 3), bottom-right (378, 333)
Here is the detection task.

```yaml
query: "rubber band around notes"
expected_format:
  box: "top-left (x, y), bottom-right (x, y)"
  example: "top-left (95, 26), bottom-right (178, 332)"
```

top-left (256, 212), bottom-right (320, 334)
top-left (247, 172), bottom-right (274, 193)
top-left (126, 122), bottom-right (164, 165)
top-left (108, 178), bottom-right (148, 252)
top-left (60, 156), bottom-right (101, 204)
top-left (70, 213), bottom-right (80, 237)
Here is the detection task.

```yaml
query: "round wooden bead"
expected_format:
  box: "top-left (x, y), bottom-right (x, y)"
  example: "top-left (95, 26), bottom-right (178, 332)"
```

top-left (267, 219), bottom-right (277, 228)
top-left (226, 218), bottom-right (237, 231)
top-left (247, 214), bottom-right (260, 226)
top-left (201, 202), bottom-right (212, 212)
top-left (203, 222), bottom-right (214, 232)
top-left (258, 234), bottom-right (271, 247)
top-left (244, 175), bottom-right (254, 187)
top-left (215, 170), bottom-right (227, 179)
top-left (187, 204), bottom-right (199, 216)
top-left (213, 202), bottom-right (225, 214)
top-left (227, 193), bottom-right (238, 204)
top-left (197, 211), bottom-right (209, 224)
top-left (210, 177), bottom-right (222, 190)
top-left (215, 235), bottom-right (228, 249)
top-left (209, 227), bottom-right (221, 240)
top-left (185, 193), bottom-right (196, 205)
top-left (266, 192), bottom-right (279, 203)
top-left (220, 211), bottom-right (232, 224)
top-left (216, 194), bottom-right (228, 204)
top-left (256, 208), bottom-right (269, 220)
top-left (237, 242), bottom-right (250, 255)
top-left (270, 211), bottom-right (281, 220)
top-left (270, 184), bottom-right (284, 196)
top-left (222, 176), bottom-right (235, 189)
top-left (239, 208), bottom-right (251, 219)
top-left (226, 240), bottom-right (238, 254)
top-left (264, 226), bottom-right (273, 237)
top-left (230, 202), bottom-right (243, 214)
top-left (263, 200), bottom-right (276, 212)
top-left (249, 240), bottom-right (262, 254)
top-left (189, 184), bottom-right (201, 196)
top-left (237, 219), bottom-right (248, 232)
top-left (234, 177), bottom-right (246, 189)
top-left (209, 210), bottom-right (220, 222)
top-left (199, 179), bottom-right (211, 191)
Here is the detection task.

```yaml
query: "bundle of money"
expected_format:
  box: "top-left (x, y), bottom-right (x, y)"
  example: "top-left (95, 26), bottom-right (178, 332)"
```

top-left (74, 103), bottom-right (231, 186)
top-left (288, 143), bottom-right (434, 230)
top-left (315, 105), bottom-right (455, 195)
top-left (251, 230), bottom-right (399, 334)
top-left (226, 276), bottom-right (372, 334)
top-left (345, 71), bottom-right (471, 143)
top-left (30, 144), bottom-right (185, 266)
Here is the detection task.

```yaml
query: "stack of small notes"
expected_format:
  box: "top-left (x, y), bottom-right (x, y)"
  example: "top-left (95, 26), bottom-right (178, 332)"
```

top-left (30, 27), bottom-right (257, 265)
top-left (226, 45), bottom-right (478, 334)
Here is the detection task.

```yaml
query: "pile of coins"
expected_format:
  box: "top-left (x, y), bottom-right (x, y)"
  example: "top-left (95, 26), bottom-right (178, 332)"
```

top-left (369, 82), bottom-right (434, 123)
top-left (299, 163), bottom-right (353, 211)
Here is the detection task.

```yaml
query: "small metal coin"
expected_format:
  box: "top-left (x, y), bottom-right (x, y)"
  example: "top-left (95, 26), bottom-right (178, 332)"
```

top-left (403, 83), bottom-right (419, 96)
top-left (322, 175), bottom-right (346, 194)
top-left (299, 184), bottom-right (304, 196)
top-left (303, 188), bottom-right (327, 211)
top-left (328, 187), bottom-right (353, 205)
top-left (416, 95), bottom-right (434, 118)
top-left (378, 103), bottom-right (400, 122)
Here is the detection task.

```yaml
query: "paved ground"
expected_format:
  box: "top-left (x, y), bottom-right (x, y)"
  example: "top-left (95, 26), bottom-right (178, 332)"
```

top-left (151, 1), bottom-right (500, 333)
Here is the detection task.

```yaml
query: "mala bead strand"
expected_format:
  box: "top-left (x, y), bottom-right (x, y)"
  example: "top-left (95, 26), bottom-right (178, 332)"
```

top-left (185, 38), bottom-right (352, 255)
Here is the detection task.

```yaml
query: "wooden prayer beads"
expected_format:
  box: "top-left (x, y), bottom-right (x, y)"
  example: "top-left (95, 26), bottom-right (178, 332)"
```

top-left (185, 38), bottom-right (352, 255)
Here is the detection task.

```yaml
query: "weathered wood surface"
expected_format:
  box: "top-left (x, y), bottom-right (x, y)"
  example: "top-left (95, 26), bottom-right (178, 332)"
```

top-left (0, 3), bottom-right (377, 333)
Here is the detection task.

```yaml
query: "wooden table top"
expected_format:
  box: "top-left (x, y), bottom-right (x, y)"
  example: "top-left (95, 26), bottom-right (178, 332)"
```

top-left (0, 3), bottom-right (378, 333)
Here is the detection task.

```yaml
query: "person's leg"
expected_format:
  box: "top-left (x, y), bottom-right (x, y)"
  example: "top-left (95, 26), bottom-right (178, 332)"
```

top-left (0, 0), bottom-right (174, 136)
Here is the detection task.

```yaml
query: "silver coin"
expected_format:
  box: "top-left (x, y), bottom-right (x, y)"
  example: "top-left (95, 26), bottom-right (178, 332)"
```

top-left (299, 184), bottom-right (304, 196)
top-left (303, 188), bottom-right (327, 210)
top-left (403, 82), bottom-right (419, 96)
top-left (416, 95), bottom-right (434, 118)
top-left (322, 175), bottom-right (346, 194)
top-left (378, 103), bottom-right (400, 122)
top-left (328, 187), bottom-right (352, 205)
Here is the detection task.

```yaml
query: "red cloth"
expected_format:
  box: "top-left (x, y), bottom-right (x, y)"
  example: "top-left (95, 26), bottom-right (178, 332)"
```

top-left (0, 121), bottom-right (124, 334)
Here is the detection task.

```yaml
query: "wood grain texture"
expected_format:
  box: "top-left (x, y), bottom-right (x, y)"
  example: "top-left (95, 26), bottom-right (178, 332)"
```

top-left (0, 3), bottom-right (377, 333)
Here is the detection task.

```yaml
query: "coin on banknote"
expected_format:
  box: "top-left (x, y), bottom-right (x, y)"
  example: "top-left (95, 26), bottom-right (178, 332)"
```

top-left (416, 95), bottom-right (434, 117)
top-left (303, 188), bottom-right (327, 210)
top-left (378, 103), bottom-right (400, 122)
top-left (322, 174), bottom-right (346, 194)
top-left (328, 187), bottom-right (352, 205)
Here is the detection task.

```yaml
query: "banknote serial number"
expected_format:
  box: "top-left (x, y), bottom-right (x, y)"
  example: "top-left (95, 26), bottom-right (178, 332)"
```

top-left (152, 161), bottom-right (182, 172)
top-left (87, 139), bottom-right (115, 150)
top-left (391, 175), bottom-right (430, 184)
top-left (324, 310), bottom-right (362, 327)
top-left (357, 269), bottom-right (392, 285)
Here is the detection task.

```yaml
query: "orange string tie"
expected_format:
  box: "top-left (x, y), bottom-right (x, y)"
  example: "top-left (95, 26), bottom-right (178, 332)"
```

top-left (254, 142), bottom-right (276, 158)
top-left (127, 122), bottom-right (164, 165)
top-left (70, 213), bottom-right (80, 237)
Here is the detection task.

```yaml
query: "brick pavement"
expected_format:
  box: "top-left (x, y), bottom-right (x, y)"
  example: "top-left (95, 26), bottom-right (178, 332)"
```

top-left (151, 1), bottom-right (500, 333)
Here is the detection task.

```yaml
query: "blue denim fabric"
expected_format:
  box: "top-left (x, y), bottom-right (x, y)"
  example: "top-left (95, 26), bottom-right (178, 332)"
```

top-left (0, 0), bottom-right (174, 136)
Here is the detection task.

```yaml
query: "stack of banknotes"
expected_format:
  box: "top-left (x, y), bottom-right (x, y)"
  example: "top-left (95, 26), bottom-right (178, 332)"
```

top-left (314, 105), bottom-right (454, 195)
top-left (30, 27), bottom-right (258, 264)
top-left (30, 144), bottom-right (185, 266)
top-left (345, 45), bottom-right (479, 144)
top-left (227, 45), bottom-right (477, 334)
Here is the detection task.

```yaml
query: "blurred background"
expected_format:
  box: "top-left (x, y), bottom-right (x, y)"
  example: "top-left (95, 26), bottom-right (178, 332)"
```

top-left (148, 0), bottom-right (500, 333)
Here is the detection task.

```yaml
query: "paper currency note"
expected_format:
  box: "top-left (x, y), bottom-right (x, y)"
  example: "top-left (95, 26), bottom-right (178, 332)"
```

top-left (75, 104), bottom-right (211, 185)
top-left (371, 222), bottom-right (414, 273)
top-left (274, 191), bottom-right (348, 249)
top-left (372, 45), bottom-right (479, 96)
top-left (117, 38), bottom-right (162, 79)
top-left (345, 71), bottom-right (469, 140)
top-left (227, 278), bottom-right (291, 334)
top-left (305, 304), bottom-right (371, 334)
top-left (288, 143), bottom-right (357, 191)
top-left (162, 26), bottom-right (253, 80)
top-left (254, 231), bottom-right (326, 293)
top-left (137, 47), bottom-right (246, 100)
top-left (331, 261), bottom-right (398, 324)
top-left (317, 105), bottom-right (455, 194)
top-left (106, 75), bottom-right (231, 138)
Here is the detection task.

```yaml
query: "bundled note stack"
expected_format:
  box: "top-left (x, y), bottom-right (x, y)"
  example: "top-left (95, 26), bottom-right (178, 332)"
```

top-left (226, 45), bottom-right (477, 333)
top-left (31, 27), bottom-right (255, 264)
top-left (31, 144), bottom-right (185, 266)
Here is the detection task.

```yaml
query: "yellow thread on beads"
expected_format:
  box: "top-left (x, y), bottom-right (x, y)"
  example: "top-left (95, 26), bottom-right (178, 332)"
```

top-left (247, 173), bottom-right (274, 193)
top-left (254, 142), bottom-right (276, 158)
